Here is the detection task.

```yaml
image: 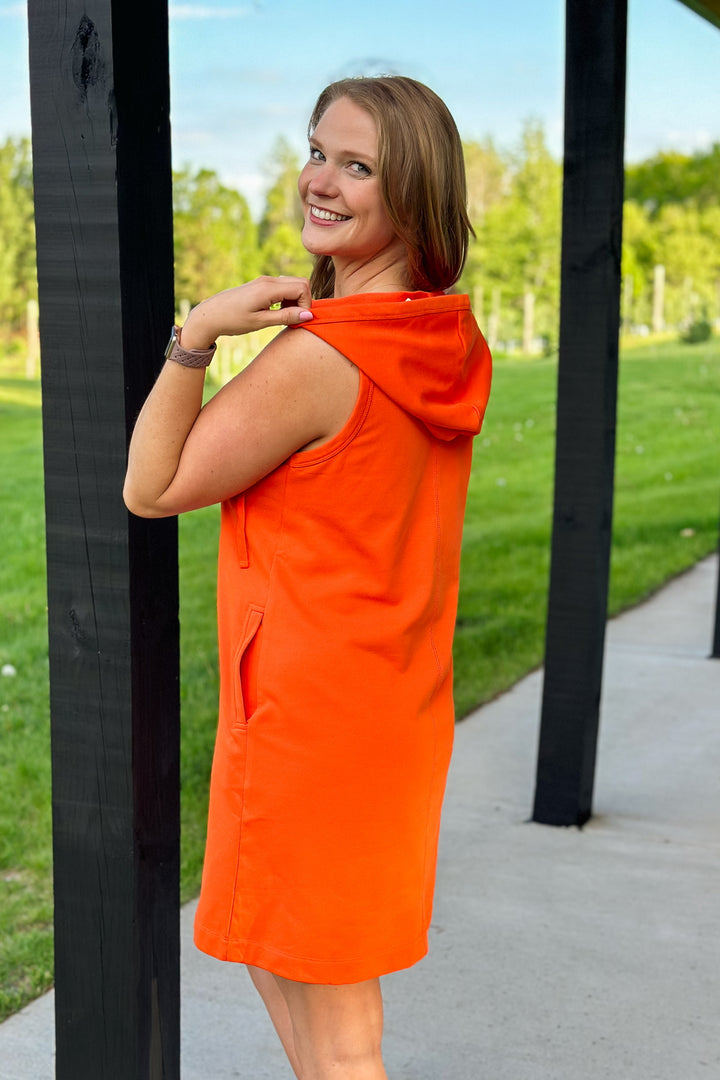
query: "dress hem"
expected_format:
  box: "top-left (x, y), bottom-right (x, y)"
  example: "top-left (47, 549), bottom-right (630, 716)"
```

top-left (193, 921), bottom-right (429, 984)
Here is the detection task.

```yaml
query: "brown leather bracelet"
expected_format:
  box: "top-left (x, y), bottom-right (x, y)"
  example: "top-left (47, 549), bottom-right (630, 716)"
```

top-left (164, 325), bottom-right (217, 368)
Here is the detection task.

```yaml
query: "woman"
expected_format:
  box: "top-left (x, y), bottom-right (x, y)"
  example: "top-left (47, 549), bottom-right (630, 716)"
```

top-left (124, 76), bottom-right (491, 1080)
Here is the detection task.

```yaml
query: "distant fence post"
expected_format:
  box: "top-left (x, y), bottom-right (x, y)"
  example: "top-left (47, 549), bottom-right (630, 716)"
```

top-left (533, 0), bottom-right (627, 827)
top-left (26, 298), bottom-right (40, 378)
top-left (652, 264), bottom-right (665, 333)
top-left (522, 290), bottom-right (535, 354)
top-left (28, 1), bottom-right (180, 1077)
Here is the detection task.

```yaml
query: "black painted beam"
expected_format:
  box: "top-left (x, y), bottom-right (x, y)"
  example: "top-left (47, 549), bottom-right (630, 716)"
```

top-left (27, 2), bottom-right (179, 1076)
top-left (532, 0), bottom-right (628, 827)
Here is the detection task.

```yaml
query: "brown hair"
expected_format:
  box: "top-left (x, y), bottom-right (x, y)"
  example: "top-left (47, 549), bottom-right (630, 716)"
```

top-left (307, 76), bottom-right (474, 299)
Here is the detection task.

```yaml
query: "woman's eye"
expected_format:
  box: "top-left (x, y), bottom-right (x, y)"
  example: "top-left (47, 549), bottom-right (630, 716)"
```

top-left (349, 161), bottom-right (371, 176)
top-left (309, 147), bottom-right (325, 162)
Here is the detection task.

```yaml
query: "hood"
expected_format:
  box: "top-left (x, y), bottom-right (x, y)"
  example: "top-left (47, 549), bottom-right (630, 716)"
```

top-left (296, 290), bottom-right (492, 441)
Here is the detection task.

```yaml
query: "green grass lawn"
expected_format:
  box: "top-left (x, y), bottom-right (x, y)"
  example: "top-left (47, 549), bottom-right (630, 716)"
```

top-left (1, 336), bottom-right (719, 1019)
top-left (455, 337), bottom-right (720, 714)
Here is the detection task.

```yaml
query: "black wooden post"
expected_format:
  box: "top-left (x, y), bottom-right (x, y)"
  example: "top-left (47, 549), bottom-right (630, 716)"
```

top-left (28, 2), bottom-right (180, 1077)
top-left (532, 0), bottom-right (627, 827)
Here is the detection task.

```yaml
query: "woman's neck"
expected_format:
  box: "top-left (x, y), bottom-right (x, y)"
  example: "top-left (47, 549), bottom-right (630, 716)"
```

top-left (332, 251), bottom-right (411, 298)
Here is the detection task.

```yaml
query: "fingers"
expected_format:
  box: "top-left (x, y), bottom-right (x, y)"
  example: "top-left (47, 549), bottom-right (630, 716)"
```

top-left (272, 277), bottom-right (313, 312)
top-left (255, 276), bottom-right (313, 328)
top-left (185, 277), bottom-right (314, 339)
top-left (274, 306), bottom-right (314, 327)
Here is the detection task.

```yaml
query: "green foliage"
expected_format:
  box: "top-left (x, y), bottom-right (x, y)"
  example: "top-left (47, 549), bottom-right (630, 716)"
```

top-left (173, 166), bottom-right (259, 307)
top-left (3, 127), bottom-right (719, 352)
top-left (260, 220), bottom-right (312, 278)
top-left (625, 143), bottom-right (720, 214)
top-left (621, 200), bottom-right (720, 330)
top-left (462, 132), bottom-right (720, 346)
top-left (461, 122), bottom-right (562, 347)
top-left (257, 138), bottom-right (312, 279)
top-left (463, 137), bottom-right (506, 225)
top-left (681, 317), bottom-right (713, 344)
top-left (0, 139), bottom-right (37, 335)
top-left (171, 142), bottom-right (312, 305)
top-left (620, 144), bottom-right (720, 332)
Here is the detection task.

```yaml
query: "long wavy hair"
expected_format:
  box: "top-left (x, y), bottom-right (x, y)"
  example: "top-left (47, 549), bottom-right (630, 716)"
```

top-left (307, 76), bottom-right (474, 299)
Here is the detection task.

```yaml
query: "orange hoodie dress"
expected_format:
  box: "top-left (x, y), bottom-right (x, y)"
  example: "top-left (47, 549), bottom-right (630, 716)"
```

top-left (193, 290), bottom-right (492, 983)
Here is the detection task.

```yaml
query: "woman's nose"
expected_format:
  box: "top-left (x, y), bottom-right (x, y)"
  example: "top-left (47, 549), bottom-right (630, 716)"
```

top-left (307, 163), bottom-right (339, 198)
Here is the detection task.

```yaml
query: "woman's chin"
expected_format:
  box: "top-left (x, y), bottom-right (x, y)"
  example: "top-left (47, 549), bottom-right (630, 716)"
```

top-left (300, 228), bottom-right (329, 257)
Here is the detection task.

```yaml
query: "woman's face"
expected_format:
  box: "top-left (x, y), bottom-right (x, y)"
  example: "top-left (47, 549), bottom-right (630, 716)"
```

top-left (298, 97), bottom-right (404, 269)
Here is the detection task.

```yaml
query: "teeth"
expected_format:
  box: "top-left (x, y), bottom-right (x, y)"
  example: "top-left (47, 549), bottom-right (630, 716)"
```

top-left (311, 206), bottom-right (350, 222)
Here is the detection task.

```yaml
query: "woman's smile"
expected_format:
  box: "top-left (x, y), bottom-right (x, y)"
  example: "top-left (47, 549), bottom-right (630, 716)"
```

top-left (309, 204), bottom-right (351, 224)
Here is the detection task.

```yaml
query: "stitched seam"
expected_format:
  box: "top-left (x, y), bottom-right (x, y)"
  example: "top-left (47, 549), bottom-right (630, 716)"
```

top-left (195, 922), bottom-right (428, 966)
top-left (291, 372), bottom-right (374, 468)
top-left (421, 445), bottom-right (444, 931)
top-left (305, 297), bottom-right (470, 327)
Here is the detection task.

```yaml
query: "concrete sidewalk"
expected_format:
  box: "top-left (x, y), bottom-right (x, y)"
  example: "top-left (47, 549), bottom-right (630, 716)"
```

top-left (2, 556), bottom-right (719, 1079)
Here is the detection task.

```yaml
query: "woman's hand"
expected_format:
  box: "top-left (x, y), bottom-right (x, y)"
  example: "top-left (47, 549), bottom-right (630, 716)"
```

top-left (180, 276), bottom-right (314, 349)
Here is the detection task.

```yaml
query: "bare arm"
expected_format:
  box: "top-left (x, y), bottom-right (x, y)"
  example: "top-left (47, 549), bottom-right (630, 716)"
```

top-left (123, 276), bottom-right (358, 518)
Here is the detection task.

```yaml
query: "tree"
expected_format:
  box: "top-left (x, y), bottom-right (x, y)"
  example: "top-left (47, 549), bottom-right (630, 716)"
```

top-left (461, 138), bottom-right (507, 301)
top-left (0, 138), bottom-right (37, 335)
top-left (625, 144), bottom-right (720, 215)
top-left (257, 138), bottom-right (312, 279)
top-left (464, 122), bottom-right (561, 347)
top-left (464, 138), bottom-right (506, 226)
top-left (621, 200), bottom-right (656, 325)
top-left (652, 203), bottom-right (720, 325)
top-left (173, 167), bottom-right (258, 307)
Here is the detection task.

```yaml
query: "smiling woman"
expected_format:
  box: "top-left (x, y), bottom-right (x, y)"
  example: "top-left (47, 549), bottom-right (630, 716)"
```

top-left (124, 74), bottom-right (491, 1080)
top-left (304, 77), bottom-right (474, 301)
top-left (298, 97), bottom-right (408, 294)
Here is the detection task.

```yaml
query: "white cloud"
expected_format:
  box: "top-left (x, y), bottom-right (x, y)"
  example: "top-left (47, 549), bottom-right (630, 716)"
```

top-left (664, 129), bottom-right (714, 153)
top-left (169, 4), bottom-right (251, 18)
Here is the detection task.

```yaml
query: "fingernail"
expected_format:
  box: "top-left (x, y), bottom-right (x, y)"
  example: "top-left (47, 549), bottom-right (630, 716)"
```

top-left (297, 310), bottom-right (314, 322)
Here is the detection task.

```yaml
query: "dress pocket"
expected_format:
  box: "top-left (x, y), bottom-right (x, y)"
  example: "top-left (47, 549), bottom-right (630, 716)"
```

top-left (232, 606), bottom-right (264, 729)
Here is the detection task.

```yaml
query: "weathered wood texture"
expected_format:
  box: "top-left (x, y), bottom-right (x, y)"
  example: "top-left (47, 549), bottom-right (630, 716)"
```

top-left (533, 0), bottom-right (628, 827)
top-left (27, 2), bottom-right (179, 1076)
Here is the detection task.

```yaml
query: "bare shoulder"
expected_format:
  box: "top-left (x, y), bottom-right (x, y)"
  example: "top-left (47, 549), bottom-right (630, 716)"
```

top-left (245, 325), bottom-right (360, 451)
top-left (133, 314), bottom-right (363, 515)
top-left (254, 324), bottom-right (358, 383)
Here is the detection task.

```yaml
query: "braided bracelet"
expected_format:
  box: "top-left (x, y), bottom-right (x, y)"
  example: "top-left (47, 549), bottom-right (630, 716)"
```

top-left (164, 325), bottom-right (217, 368)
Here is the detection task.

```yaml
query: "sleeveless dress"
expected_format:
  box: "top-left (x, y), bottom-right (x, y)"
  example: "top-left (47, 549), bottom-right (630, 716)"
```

top-left (193, 290), bottom-right (492, 983)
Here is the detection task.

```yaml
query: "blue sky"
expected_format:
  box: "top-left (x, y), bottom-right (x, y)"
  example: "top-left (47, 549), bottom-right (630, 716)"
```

top-left (1, 0), bottom-right (718, 216)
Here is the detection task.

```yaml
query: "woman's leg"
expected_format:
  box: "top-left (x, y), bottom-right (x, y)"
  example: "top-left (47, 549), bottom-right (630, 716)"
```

top-left (246, 964), bottom-right (304, 1078)
top-left (273, 974), bottom-right (388, 1080)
